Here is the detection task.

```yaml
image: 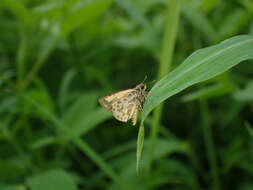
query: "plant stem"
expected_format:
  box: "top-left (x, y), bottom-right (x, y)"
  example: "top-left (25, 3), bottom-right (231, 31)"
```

top-left (200, 100), bottom-right (221, 190)
top-left (147, 0), bottom-right (181, 173)
top-left (16, 27), bottom-right (27, 90)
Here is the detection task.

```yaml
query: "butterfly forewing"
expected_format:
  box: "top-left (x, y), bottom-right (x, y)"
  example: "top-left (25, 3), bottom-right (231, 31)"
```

top-left (99, 89), bottom-right (133, 111)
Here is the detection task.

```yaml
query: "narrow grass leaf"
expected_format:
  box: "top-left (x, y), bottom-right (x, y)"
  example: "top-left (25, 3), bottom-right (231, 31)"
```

top-left (233, 80), bottom-right (253, 101)
top-left (63, 108), bottom-right (111, 140)
top-left (27, 169), bottom-right (78, 190)
top-left (73, 138), bottom-right (131, 190)
top-left (136, 123), bottom-right (144, 173)
top-left (0, 185), bottom-right (26, 190)
top-left (147, 0), bottom-right (181, 173)
top-left (245, 122), bottom-right (253, 139)
top-left (23, 96), bottom-right (122, 187)
top-left (182, 5), bottom-right (215, 43)
top-left (58, 69), bottom-right (76, 111)
top-left (142, 35), bottom-right (253, 122)
top-left (181, 82), bottom-right (234, 101)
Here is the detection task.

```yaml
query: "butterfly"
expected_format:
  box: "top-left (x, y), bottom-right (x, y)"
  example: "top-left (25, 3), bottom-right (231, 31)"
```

top-left (99, 83), bottom-right (148, 125)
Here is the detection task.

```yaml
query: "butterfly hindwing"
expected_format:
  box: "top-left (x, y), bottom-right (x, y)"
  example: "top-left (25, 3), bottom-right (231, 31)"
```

top-left (111, 99), bottom-right (139, 123)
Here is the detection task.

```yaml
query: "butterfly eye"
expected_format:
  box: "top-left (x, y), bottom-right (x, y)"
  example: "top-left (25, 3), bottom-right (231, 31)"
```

top-left (140, 84), bottom-right (145, 89)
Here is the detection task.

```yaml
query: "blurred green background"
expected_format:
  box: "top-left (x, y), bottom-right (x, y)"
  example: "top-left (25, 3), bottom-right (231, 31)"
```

top-left (1, 0), bottom-right (253, 189)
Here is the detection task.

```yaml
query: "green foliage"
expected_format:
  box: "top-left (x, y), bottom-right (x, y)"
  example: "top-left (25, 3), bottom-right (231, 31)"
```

top-left (1, 0), bottom-right (253, 189)
top-left (142, 35), bottom-right (253, 120)
top-left (27, 170), bottom-right (78, 190)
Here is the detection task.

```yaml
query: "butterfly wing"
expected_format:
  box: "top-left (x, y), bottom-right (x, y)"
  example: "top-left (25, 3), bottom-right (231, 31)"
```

top-left (131, 107), bottom-right (138, 125)
top-left (99, 89), bottom-right (133, 111)
top-left (111, 100), bottom-right (138, 124)
top-left (99, 89), bottom-right (141, 124)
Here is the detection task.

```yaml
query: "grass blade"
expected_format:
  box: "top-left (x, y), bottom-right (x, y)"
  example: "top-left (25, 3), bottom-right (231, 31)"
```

top-left (74, 138), bottom-right (132, 190)
top-left (245, 122), bottom-right (253, 139)
top-left (27, 170), bottom-right (78, 190)
top-left (146, 0), bottom-right (181, 173)
top-left (142, 35), bottom-right (253, 122)
top-left (136, 123), bottom-right (144, 174)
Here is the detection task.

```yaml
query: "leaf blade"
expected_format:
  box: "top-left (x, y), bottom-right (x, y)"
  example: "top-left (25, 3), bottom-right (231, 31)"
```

top-left (27, 170), bottom-right (78, 190)
top-left (142, 35), bottom-right (253, 121)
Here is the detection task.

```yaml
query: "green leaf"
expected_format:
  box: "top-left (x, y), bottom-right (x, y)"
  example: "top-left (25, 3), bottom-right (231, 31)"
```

top-left (136, 123), bottom-right (144, 173)
top-left (58, 69), bottom-right (76, 111)
top-left (63, 92), bottom-right (99, 122)
top-left (110, 138), bottom-right (189, 180)
top-left (25, 89), bottom-right (54, 117)
top-left (62, 108), bottom-right (111, 140)
top-left (61, 0), bottom-right (113, 36)
top-left (217, 10), bottom-right (252, 41)
top-left (27, 170), bottom-right (78, 190)
top-left (234, 80), bottom-right (253, 101)
top-left (142, 35), bottom-right (253, 122)
top-left (245, 122), bottom-right (253, 139)
top-left (0, 184), bottom-right (26, 190)
top-left (182, 5), bottom-right (215, 43)
top-left (30, 136), bottom-right (56, 150)
top-left (62, 92), bottom-right (112, 140)
top-left (181, 82), bottom-right (234, 101)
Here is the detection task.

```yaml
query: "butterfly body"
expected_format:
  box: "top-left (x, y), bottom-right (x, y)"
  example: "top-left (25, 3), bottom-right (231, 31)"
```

top-left (99, 83), bottom-right (147, 125)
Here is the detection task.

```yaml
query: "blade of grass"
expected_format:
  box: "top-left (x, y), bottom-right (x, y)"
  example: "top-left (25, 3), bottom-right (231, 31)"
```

top-left (146, 0), bottom-right (181, 173)
top-left (23, 96), bottom-right (129, 189)
top-left (27, 169), bottom-right (78, 190)
top-left (200, 100), bottom-right (221, 190)
top-left (24, 34), bottom-right (58, 89)
top-left (74, 138), bottom-right (132, 190)
top-left (142, 35), bottom-right (253, 122)
top-left (136, 123), bottom-right (145, 174)
top-left (245, 122), bottom-right (253, 139)
top-left (182, 4), bottom-right (215, 43)
top-left (16, 28), bottom-right (27, 89)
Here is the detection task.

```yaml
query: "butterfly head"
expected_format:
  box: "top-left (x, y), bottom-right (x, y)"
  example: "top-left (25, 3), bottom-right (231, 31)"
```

top-left (135, 83), bottom-right (147, 91)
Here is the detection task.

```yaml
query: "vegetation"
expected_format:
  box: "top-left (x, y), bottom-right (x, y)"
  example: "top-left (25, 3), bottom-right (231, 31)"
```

top-left (0, 0), bottom-right (253, 189)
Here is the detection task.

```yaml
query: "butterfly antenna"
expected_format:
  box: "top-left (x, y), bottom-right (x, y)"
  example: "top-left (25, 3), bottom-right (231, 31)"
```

top-left (142, 75), bottom-right (148, 83)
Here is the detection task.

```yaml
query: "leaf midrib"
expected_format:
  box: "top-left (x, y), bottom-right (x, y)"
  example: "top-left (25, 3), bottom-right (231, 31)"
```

top-left (155, 37), bottom-right (253, 91)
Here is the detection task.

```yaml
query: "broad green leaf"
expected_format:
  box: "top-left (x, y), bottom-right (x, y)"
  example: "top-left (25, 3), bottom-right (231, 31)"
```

top-left (234, 80), bottom-right (253, 101)
top-left (0, 184), bottom-right (26, 190)
top-left (25, 89), bottom-right (54, 116)
top-left (109, 138), bottom-right (189, 184)
top-left (61, 0), bottom-right (113, 36)
top-left (24, 94), bottom-right (111, 141)
top-left (62, 108), bottom-right (111, 140)
top-left (63, 92), bottom-right (99, 122)
top-left (27, 170), bottom-right (78, 190)
top-left (62, 92), bottom-right (112, 140)
top-left (142, 35), bottom-right (253, 122)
